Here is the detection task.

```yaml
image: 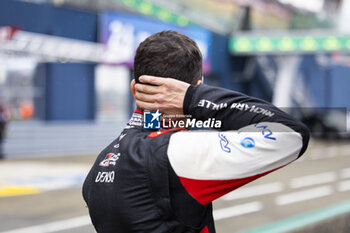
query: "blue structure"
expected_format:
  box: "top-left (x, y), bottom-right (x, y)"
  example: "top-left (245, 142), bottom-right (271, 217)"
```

top-left (0, 0), bottom-right (97, 121)
top-left (0, 0), bottom-right (97, 41)
top-left (45, 63), bottom-right (95, 120)
top-left (300, 55), bottom-right (350, 109)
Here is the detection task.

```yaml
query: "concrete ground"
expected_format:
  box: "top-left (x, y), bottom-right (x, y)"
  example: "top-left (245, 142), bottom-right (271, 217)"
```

top-left (1, 139), bottom-right (350, 233)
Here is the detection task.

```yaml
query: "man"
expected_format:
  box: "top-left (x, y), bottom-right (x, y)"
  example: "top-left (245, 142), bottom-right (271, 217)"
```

top-left (0, 103), bottom-right (7, 159)
top-left (83, 31), bottom-right (309, 233)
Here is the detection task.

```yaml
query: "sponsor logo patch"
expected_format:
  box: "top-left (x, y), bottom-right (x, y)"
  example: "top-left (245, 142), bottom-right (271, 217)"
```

top-left (219, 133), bottom-right (231, 153)
top-left (95, 171), bottom-right (115, 183)
top-left (254, 123), bottom-right (276, 140)
top-left (241, 137), bottom-right (255, 148)
top-left (99, 153), bottom-right (120, 167)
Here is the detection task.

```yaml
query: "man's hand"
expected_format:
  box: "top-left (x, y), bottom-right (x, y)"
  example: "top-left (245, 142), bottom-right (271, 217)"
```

top-left (135, 75), bottom-right (190, 116)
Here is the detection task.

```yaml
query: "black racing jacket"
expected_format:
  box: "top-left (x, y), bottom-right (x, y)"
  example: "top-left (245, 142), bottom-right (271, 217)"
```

top-left (82, 84), bottom-right (310, 233)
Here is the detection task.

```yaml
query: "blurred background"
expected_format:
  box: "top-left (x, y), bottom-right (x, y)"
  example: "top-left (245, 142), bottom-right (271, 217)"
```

top-left (0, 0), bottom-right (350, 232)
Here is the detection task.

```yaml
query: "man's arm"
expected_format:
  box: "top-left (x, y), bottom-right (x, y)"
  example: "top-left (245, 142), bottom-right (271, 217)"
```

top-left (136, 76), bottom-right (310, 205)
top-left (135, 75), bottom-right (309, 155)
top-left (183, 83), bottom-right (309, 156)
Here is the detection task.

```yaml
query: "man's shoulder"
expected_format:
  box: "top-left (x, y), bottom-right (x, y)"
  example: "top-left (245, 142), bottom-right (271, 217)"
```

top-left (100, 127), bottom-right (188, 157)
top-left (129, 128), bottom-right (188, 152)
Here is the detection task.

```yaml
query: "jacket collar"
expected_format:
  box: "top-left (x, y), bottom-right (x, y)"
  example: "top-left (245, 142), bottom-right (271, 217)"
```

top-left (126, 110), bottom-right (143, 128)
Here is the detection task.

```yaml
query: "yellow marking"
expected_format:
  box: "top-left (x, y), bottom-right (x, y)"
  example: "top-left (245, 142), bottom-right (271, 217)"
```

top-left (0, 185), bottom-right (41, 197)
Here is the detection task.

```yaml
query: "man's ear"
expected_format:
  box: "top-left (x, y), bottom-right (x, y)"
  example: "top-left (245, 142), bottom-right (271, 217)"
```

top-left (130, 79), bottom-right (136, 98)
top-left (195, 78), bottom-right (203, 87)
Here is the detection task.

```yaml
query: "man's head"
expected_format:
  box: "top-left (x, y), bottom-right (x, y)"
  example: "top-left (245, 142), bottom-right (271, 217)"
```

top-left (133, 30), bottom-right (203, 85)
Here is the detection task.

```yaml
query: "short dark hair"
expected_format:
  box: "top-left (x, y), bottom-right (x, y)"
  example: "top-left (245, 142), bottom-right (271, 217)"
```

top-left (133, 31), bottom-right (203, 85)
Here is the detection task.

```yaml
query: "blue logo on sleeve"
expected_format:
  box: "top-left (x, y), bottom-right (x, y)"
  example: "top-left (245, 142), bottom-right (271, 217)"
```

top-left (241, 137), bottom-right (255, 148)
top-left (254, 123), bottom-right (276, 140)
top-left (218, 133), bottom-right (231, 153)
top-left (143, 110), bottom-right (161, 129)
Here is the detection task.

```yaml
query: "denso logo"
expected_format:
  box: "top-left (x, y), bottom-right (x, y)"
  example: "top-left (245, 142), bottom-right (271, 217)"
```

top-left (95, 171), bottom-right (115, 183)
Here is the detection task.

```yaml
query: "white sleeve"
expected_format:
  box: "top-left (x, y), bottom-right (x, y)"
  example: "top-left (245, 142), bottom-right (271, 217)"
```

top-left (167, 122), bottom-right (303, 204)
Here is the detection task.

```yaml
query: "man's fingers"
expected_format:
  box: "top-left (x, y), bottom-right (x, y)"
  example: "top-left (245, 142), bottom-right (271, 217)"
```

top-left (135, 76), bottom-right (189, 115)
top-left (139, 75), bottom-right (167, 86)
top-left (135, 83), bottom-right (161, 94)
top-left (134, 91), bottom-right (156, 103)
